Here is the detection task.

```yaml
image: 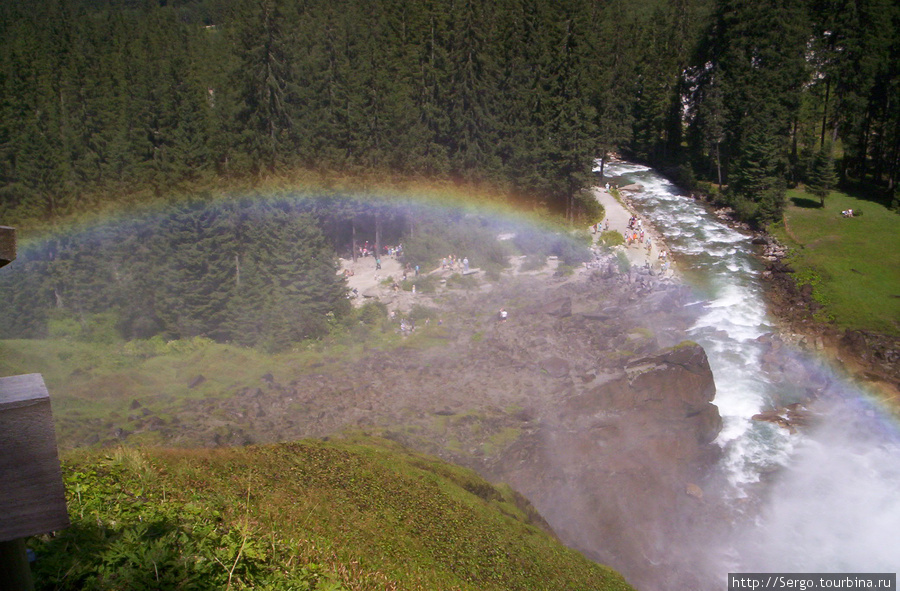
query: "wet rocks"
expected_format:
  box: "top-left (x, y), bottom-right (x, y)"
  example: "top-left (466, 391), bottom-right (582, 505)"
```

top-left (752, 403), bottom-right (812, 434)
top-left (539, 357), bottom-right (570, 378)
top-left (489, 342), bottom-right (723, 590)
top-left (839, 330), bottom-right (900, 388)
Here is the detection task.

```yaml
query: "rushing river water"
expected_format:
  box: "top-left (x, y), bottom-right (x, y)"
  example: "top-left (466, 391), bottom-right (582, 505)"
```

top-left (601, 161), bottom-right (900, 575)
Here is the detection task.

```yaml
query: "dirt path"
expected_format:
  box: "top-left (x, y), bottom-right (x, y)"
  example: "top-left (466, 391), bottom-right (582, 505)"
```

top-left (591, 187), bottom-right (672, 274)
top-left (340, 254), bottom-right (405, 296)
top-left (339, 187), bottom-right (675, 314)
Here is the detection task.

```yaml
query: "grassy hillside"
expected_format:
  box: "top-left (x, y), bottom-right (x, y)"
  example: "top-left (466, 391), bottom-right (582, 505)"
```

top-left (0, 319), bottom-right (462, 449)
top-left (30, 438), bottom-right (634, 591)
top-left (774, 188), bottom-right (900, 335)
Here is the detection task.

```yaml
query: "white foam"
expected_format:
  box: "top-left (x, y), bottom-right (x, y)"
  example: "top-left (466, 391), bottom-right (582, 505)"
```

top-left (738, 419), bottom-right (900, 570)
top-left (606, 160), bottom-right (900, 573)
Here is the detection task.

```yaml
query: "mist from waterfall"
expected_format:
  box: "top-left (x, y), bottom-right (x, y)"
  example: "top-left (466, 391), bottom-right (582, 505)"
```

top-left (602, 161), bottom-right (900, 578)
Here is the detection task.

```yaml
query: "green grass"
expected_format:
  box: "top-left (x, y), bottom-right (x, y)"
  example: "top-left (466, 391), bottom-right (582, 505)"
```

top-left (0, 324), bottom-right (455, 448)
top-left (773, 188), bottom-right (900, 335)
top-left (30, 439), bottom-right (635, 591)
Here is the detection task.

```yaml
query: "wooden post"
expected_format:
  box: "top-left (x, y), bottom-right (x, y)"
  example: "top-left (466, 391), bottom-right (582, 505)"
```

top-left (0, 226), bottom-right (15, 268)
top-left (0, 374), bottom-right (70, 591)
top-left (0, 539), bottom-right (33, 590)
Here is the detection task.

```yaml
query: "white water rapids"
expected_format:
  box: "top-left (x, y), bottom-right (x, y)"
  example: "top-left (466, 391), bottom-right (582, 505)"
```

top-left (600, 161), bottom-right (900, 576)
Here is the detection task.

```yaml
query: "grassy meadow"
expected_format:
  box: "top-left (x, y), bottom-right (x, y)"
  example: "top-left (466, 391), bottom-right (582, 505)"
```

top-left (774, 188), bottom-right (900, 335)
top-left (30, 439), bottom-right (634, 591)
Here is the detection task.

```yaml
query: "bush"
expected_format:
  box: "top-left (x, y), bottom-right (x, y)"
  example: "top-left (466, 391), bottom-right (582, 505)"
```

top-left (520, 254), bottom-right (547, 272)
top-left (401, 274), bottom-right (438, 293)
top-left (446, 273), bottom-right (478, 289)
top-left (574, 190), bottom-right (605, 225)
top-left (357, 301), bottom-right (388, 326)
top-left (47, 311), bottom-right (122, 344)
top-left (600, 230), bottom-right (624, 248)
top-left (616, 251), bottom-right (631, 273)
top-left (407, 304), bottom-right (439, 323)
top-left (695, 181), bottom-right (723, 203)
top-left (554, 236), bottom-right (591, 266)
top-left (401, 212), bottom-right (509, 272)
top-left (512, 228), bottom-right (552, 258)
top-left (47, 313), bottom-right (81, 340)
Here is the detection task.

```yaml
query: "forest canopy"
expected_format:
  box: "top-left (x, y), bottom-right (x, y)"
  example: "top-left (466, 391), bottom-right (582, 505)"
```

top-left (0, 0), bottom-right (898, 226)
top-left (0, 198), bottom-right (351, 350)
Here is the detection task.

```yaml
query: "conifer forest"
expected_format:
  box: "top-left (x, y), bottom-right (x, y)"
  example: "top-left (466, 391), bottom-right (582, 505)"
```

top-left (1, 0), bottom-right (898, 348)
top-left (3, 0), bottom-right (898, 223)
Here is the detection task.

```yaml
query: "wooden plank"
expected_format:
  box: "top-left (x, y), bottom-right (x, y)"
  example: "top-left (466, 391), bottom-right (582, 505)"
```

top-left (0, 538), bottom-right (34, 590)
top-left (0, 226), bottom-right (14, 268)
top-left (0, 374), bottom-right (69, 542)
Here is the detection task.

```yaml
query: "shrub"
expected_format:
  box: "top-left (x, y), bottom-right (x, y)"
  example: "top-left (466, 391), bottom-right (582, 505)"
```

top-left (401, 274), bottom-right (438, 293)
top-left (574, 190), bottom-right (605, 225)
top-left (520, 254), bottom-right (547, 271)
top-left (446, 273), bottom-right (478, 289)
top-left (616, 251), bottom-right (631, 273)
top-left (47, 311), bottom-right (122, 344)
top-left (357, 301), bottom-right (388, 326)
top-left (600, 230), bottom-right (625, 248)
top-left (407, 304), bottom-right (439, 323)
top-left (554, 235), bottom-right (591, 265)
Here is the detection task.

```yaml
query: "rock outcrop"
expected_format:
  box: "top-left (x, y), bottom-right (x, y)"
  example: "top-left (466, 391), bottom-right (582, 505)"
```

top-left (489, 343), bottom-right (722, 591)
top-left (839, 330), bottom-right (900, 388)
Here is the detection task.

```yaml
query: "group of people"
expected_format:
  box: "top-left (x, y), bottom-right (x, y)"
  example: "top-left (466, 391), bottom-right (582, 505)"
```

top-left (440, 255), bottom-right (469, 273)
top-left (355, 241), bottom-right (403, 259)
top-left (841, 209), bottom-right (854, 218)
top-left (591, 220), bottom-right (610, 233)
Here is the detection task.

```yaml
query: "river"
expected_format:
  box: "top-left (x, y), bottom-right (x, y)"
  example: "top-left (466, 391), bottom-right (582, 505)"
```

top-left (601, 161), bottom-right (900, 576)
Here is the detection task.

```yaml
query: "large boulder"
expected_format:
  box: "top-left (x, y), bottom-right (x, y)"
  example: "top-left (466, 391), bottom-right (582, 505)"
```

top-left (490, 342), bottom-right (723, 591)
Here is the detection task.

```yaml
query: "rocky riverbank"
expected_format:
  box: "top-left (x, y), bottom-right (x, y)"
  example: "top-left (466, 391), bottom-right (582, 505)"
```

top-left (754, 233), bottom-right (900, 403)
top-left (670, 195), bottom-right (899, 405)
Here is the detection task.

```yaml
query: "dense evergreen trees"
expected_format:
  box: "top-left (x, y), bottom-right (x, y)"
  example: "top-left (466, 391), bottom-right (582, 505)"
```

top-left (0, 0), bottom-right (693, 224)
top-left (0, 198), bottom-right (349, 350)
top-left (1, 0), bottom-right (897, 228)
top-left (685, 0), bottom-right (900, 223)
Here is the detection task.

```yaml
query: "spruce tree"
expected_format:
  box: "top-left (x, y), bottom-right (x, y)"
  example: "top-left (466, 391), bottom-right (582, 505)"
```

top-left (807, 147), bottom-right (838, 207)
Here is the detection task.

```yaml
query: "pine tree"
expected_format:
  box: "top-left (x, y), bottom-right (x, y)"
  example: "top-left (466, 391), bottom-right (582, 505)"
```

top-left (231, 0), bottom-right (300, 176)
top-left (807, 147), bottom-right (838, 207)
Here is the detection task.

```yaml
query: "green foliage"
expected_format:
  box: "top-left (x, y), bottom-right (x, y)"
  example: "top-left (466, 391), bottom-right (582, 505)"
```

top-left (520, 254), bottom-right (548, 272)
top-left (0, 0), bottom-right (654, 225)
top-left (616, 251), bottom-right (631, 274)
top-left (401, 212), bottom-right (509, 275)
top-left (34, 441), bottom-right (634, 591)
top-left (807, 147), bottom-right (838, 207)
top-left (0, 0), bottom-right (897, 231)
top-left (684, 0), bottom-right (900, 223)
top-left (792, 266), bottom-right (832, 315)
top-left (511, 227), bottom-right (591, 266)
top-left (401, 275), bottom-right (439, 294)
top-left (600, 230), bottom-right (625, 248)
top-left (356, 301), bottom-right (388, 326)
top-left (574, 191), bottom-right (605, 226)
top-left (31, 451), bottom-right (348, 591)
top-left (46, 311), bottom-right (121, 344)
top-left (774, 187), bottom-right (900, 334)
top-left (407, 304), bottom-right (439, 324)
top-left (0, 199), bottom-right (350, 351)
top-left (445, 273), bottom-right (479, 290)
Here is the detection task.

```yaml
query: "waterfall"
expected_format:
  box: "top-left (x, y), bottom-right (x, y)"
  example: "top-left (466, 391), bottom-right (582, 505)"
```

top-left (602, 161), bottom-right (900, 574)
